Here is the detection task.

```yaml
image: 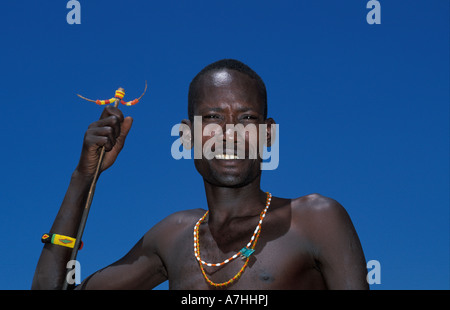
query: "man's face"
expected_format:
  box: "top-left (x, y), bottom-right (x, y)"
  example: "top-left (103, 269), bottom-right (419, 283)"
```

top-left (188, 69), bottom-right (272, 188)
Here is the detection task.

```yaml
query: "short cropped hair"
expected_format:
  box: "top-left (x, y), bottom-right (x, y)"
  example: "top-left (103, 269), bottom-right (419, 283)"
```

top-left (188, 59), bottom-right (267, 121)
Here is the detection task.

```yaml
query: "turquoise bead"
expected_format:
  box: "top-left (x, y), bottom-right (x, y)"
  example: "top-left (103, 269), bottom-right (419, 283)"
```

top-left (240, 247), bottom-right (255, 258)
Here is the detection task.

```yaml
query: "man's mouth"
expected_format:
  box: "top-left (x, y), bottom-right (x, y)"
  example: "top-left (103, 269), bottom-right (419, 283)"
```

top-left (214, 154), bottom-right (240, 160)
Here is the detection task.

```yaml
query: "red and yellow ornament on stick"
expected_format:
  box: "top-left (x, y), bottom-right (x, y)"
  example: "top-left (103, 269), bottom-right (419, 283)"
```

top-left (77, 81), bottom-right (147, 107)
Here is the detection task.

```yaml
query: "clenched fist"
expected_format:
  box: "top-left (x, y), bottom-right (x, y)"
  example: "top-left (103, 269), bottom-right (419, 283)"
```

top-left (75, 105), bottom-right (133, 178)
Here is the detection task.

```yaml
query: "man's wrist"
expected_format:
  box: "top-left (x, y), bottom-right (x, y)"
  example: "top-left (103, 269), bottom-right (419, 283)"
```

top-left (72, 168), bottom-right (96, 183)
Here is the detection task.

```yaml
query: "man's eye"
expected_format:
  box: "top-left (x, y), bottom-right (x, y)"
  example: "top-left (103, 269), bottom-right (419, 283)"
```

top-left (242, 115), bottom-right (258, 120)
top-left (204, 115), bottom-right (220, 119)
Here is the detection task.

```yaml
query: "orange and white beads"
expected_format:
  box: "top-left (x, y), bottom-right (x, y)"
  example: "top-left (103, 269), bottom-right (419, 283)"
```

top-left (193, 192), bottom-right (272, 287)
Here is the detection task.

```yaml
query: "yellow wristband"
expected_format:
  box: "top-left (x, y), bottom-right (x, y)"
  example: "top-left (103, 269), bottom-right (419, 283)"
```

top-left (41, 233), bottom-right (83, 250)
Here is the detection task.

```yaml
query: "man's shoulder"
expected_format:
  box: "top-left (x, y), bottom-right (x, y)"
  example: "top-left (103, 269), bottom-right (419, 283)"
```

top-left (150, 208), bottom-right (206, 234)
top-left (290, 193), bottom-right (350, 226)
top-left (142, 208), bottom-right (206, 248)
top-left (291, 193), bottom-right (343, 212)
top-left (160, 208), bottom-right (206, 226)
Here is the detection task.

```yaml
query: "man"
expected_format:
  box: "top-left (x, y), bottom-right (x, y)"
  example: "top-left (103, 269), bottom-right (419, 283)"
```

top-left (32, 59), bottom-right (369, 289)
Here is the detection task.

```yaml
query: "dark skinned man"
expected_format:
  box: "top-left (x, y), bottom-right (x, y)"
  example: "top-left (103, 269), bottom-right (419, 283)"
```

top-left (32, 59), bottom-right (368, 290)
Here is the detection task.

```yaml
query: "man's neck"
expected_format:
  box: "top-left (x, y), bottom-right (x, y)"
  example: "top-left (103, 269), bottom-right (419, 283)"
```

top-left (203, 177), bottom-right (267, 229)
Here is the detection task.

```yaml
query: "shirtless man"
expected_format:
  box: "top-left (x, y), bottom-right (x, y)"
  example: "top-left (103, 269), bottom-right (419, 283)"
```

top-left (32, 59), bottom-right (369, 290)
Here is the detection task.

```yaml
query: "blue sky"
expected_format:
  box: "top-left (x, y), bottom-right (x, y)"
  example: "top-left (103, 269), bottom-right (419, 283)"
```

top-left (0, 0), bottom-right (448, 290)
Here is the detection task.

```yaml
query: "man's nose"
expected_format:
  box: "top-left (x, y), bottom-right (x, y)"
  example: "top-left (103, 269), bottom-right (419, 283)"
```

top-left (223, 125), bottom-right (236, 142)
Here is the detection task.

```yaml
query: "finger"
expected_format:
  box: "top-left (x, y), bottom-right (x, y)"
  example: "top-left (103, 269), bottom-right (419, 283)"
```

top-left (89, 115), bottom-right (121, 138)
top-left (85, 135), bottom-right (114, 152)
top-left (88, 126), bottom-right (116, 145)
top-left (99, 105), bottom-right (125, 122)
top-left (113, 117), bottom-right (133, 152)
top-left (99, 105), bottom-right (125, 121)
top-left (120, 116), bottom-right (133, 138)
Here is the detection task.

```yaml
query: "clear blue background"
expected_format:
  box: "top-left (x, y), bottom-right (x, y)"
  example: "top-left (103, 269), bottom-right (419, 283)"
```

top-left (0, 0), bottom-right (448, 290)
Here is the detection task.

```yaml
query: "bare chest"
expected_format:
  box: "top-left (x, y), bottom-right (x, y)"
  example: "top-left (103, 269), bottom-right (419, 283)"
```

top-left (163, 223), bottom-right (326, 290)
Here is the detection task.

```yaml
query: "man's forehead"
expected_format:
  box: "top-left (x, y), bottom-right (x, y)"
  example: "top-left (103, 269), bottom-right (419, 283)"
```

top-left (196, 76), bottom-right (262, 109)
top-left (201, 68), bottom-right (256, 87)
top-left (188, 61), bottom-right (268, 120)
top-left (210, 70), bottom-right (233, 87)
top-left (192, 68), bottom-right (266, 116)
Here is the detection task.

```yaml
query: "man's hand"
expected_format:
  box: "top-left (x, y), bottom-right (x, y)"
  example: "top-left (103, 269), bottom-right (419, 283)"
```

top-left (76, 105), bottom-right (133, 177)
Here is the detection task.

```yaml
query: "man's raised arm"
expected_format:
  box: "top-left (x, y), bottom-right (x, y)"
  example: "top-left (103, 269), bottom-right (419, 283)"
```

top-left (32, 106), bottom-right (133, 289)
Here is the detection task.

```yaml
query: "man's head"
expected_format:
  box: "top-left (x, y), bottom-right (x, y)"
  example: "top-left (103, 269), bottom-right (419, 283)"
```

top-left (182, 59), bottom-right (275, 188)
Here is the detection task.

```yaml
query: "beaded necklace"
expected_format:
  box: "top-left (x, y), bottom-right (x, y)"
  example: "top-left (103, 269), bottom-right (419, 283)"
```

top-left (193, 192), bottom-right (272, 287)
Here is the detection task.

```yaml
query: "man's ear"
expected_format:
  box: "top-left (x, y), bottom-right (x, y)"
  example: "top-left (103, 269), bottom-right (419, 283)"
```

top-left (264, 118), bottom-right (276, 147)
top-left (180, 119), bottom-right (193, 150)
